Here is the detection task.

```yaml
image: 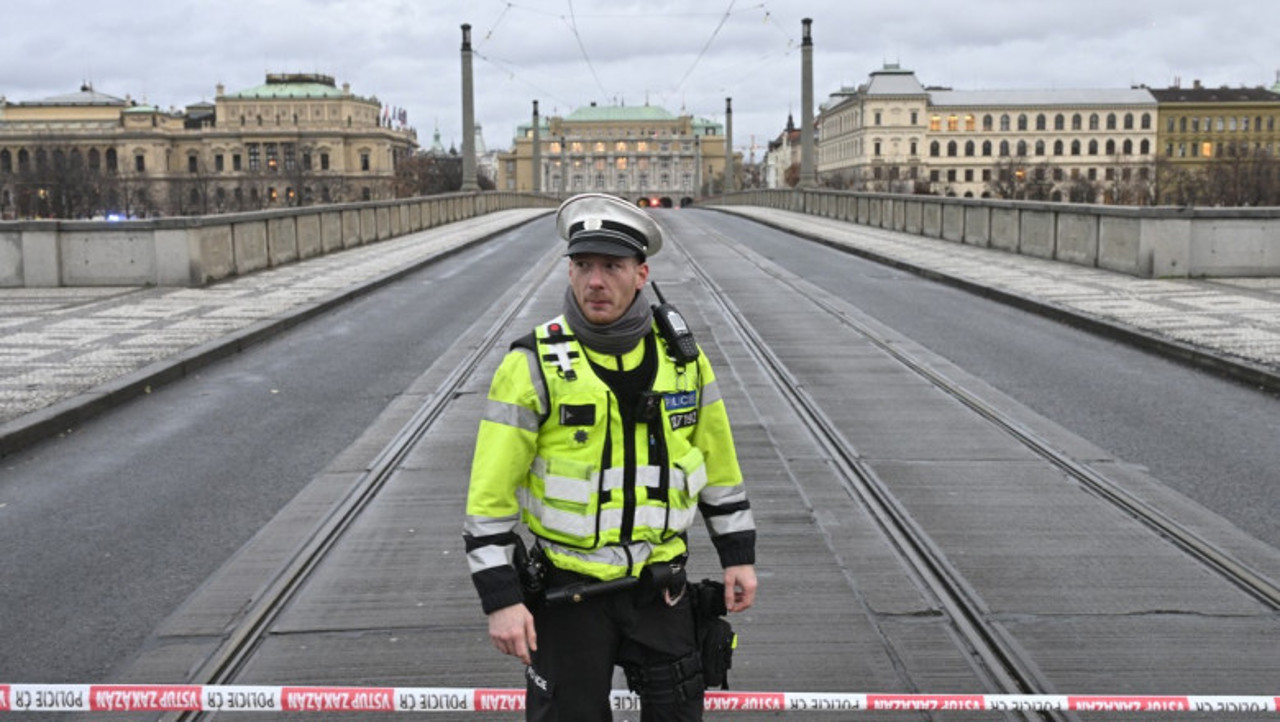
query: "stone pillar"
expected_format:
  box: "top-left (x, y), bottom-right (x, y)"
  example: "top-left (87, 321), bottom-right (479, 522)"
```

top-left (460, 24), bottom-right (480, 192)
top-left (724, 97), bottom-right (736, 193)
top-left (531, 100), bottom-right (542, 193)
top-left (799, 18), bottom-right (816, 188)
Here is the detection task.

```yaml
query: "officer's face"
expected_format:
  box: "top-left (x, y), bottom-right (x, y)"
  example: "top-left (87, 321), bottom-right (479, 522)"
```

top-left (568, 253), bottom-right (649, 325)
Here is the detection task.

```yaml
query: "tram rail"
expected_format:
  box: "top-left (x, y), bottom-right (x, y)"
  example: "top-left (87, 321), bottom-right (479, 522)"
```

top-left (150, 212), bottom-right (1277, 720)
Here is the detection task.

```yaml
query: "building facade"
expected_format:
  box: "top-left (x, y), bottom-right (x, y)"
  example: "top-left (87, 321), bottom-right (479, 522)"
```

top-left (496, 103), bottom-right (734, 207)
top-left (0, 73), bottom-right (417, 219)
top-left (1151, 81), bottom-right (1280, 205)
top-left (817, 64), bottom-right (1161, 202)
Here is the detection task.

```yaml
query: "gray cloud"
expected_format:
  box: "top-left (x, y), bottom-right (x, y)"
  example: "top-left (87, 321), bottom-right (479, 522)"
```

top-left (2, 0), bottom-right (1275, 160)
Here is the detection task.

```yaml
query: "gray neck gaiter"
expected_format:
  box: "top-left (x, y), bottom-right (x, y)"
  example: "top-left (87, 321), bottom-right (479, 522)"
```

top-left (562, 285), bottom-right (653, 355)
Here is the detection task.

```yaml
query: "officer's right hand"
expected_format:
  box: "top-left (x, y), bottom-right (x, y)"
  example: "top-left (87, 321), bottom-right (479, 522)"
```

top-left (488, 603), bottom-right (537, 665)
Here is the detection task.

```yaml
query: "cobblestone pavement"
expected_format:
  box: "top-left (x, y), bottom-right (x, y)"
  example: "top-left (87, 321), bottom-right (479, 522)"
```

top-left (716, 206), bottom-right (1280, 381)
top-left (0, 209), bottom-right (549, 433)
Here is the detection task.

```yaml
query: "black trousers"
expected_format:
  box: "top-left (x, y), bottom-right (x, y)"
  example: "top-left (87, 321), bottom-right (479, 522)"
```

top-left (525, 570), bottom-right (703, 721)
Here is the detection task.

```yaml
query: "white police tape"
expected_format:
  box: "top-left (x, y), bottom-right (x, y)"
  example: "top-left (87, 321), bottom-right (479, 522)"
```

top-left (1, 685), bottom-right (1277, 714)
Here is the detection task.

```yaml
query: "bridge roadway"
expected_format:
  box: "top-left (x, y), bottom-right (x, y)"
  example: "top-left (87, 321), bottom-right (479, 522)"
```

top-left (1, 205), bottom-right (1278, 720)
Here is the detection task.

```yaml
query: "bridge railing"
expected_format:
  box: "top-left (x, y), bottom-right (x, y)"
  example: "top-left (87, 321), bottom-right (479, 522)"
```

top-left (0, 192), bottom-right (559, 288)
top-left (709, 189), bottom-right (1280, 278)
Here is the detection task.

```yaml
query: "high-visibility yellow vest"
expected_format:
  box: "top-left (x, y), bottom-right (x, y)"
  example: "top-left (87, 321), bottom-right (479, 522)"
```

top-left (466, 314), bottom-right (750, 583)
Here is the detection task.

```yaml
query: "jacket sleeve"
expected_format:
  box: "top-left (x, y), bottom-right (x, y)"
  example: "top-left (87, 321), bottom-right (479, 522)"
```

top-left (463, 348), bottom-right (543, 614)
top-left (691, 350), bottom-right (757, 568)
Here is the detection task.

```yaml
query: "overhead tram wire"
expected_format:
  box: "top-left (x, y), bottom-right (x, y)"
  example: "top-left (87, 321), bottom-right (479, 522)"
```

top-left (673, 0), bottom-right (737, 95)
top-left (563, 0), bottom-right (610, 99)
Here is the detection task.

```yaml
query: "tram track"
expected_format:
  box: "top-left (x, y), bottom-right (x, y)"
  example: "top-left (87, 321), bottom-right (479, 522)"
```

top-left (166, 245), bottom-right (567, 721)
top-left (662, 214), bottom-right (1280, 720)
top-left (158, 209), bottom-right (1276, 720)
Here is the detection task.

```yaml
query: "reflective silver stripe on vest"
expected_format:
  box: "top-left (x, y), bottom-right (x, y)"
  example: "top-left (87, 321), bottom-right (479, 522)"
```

top-left (519, 346), bottom-right (549, 422)
top-left (698, 481), bottom-right (747, 507)
top-left (705, 507), bottom-right (756, 536)
top-left (700, 379), bottom-right (723, 406)
top-left (544, 539), bottom-right (656, 571)
top-left (531, 456), bottom-right (595, 505)
top-left (467, 543), bottom-right (515, 574)
top-left (464, 513), bottom-right (521, 538)
top-left (484, 398), bottom-right (540, 433)
top-left (600, 466), bottom-right (663, 492)
top-left (519, 487), bottom-right (597, 538)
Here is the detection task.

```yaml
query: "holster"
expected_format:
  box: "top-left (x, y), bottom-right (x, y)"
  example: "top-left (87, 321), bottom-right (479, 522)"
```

top-left (689, 579), bottom-right (736, 690)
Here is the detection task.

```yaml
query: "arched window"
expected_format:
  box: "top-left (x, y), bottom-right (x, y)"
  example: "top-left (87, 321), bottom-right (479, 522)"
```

top-left (1055, 114), bottom-right (1065, 130)
top-left (87, 148), bottom-right (100, 171)
top-left (1124, 113), bottom-right (1134, 130)
top-left (1036, 114), bottom-right (1047, 130)
top-left (1054, 140), bottom-right (1064, 155)
top-left (1017, 114), bottom-right (1028, 131)
top-left (1106, 139), bottom-right (1116, 155)
top-left (1072, 114), bottom-right (1083, 130)
top-left (999, 140), bottom-right (1010, 156)
top-left (105, 148), bottom-right (118, 173)
top-left (18, 148), bottom-right (30, 172)
top-left (1139, 139), bottom-right (1150, 155)
top-left (0, 149), bottom-right (10, 174)
top-left (1035, 140), bottom-right (1045, 156)
top-left (930, 141), bottom-right (940, 157)
top-left (964, 140), bottom-right (975, 156)
top-left (982, 140), bottom-right (992, 156)
top-left (983, 114), bottom-right (994, 131)
top-left (1088, 139), bottom-right (1098, 155)
top-left (1000, 114), bottom-right (1011, 131)
top-left (1140, 113), bottom-right (1152, 130)
top-left (1071, 140), bottom-right (1081, 155)
top-left (1107, 113), bottom-right (1117, 130)
top-left (1016, 140), bottom-right (1028, 156)
top-left (947, 141), bottom-right (958, 157)
top-left (1123, 139), bottom-right (1134, 155)
top-left (1089, 114), bottom-right (1100, 130)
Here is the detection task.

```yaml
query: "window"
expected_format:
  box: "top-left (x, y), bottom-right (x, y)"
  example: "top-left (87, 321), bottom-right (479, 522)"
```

top-left (1140, 139), bottom-right (1150, 155)
top-left (1035, 140), bottom-right (1045, 156)
top-left (0, 149), bottom-right (9, 174)
top-left (320, 153), bottom-right (330, 171)
top-left (982, 114), bottom-right (993, 131)
top-left (188, 155), bottom-right (198, 173)
top-left (135, 154), bottom-right (146, 172)
top-left (964, 114), bottom-right (975, 131)
top-left (1036, 114), bottom-right (1047, 131)
top-left (947, 141), bottom-right (957, 156)
top-left (360, 153), bottom-right (370, 171)
top-left (1016, 140), bottom-right (1027, 156)
top-left (874, 141), bottom-right (882, 156)
top-left (1088, 140), bottom-right (1098, 155)
top-left (1124, 113), bottom-right (1135, 130)
top-left (999, 140), bottom-right (1010, 156)
top-left (999, 114), bottom-right (1010, 131)
top-left (1054, 114), bottom-right (1065, 130)
top-left (266, 143), bottom-right (279, 172)
top-left (1072, 114), bottom-right (1082, 130)
top-left (1053, 140), bottom-right (1064, 155)
top-left (947, 115), bottom-right (958, 131)
top-left (1106, 139), bottom-right (1116, 155)
top-left (1123, 139), bottom-right (1133, 155)
top-left (909, 140), bottom-right (918, 156)
top-left (1140, 113), bottom-right (1151, 130)
top-left (1017, 114), bottom-right (1028, 131)
top-left (930, 141), bottom-right (940, 157)
top-left (874, 111), bottom-right (882, 125)
top-left (248, 144), bottom-right (261, 171)
top-left (215, 154), bottom-right (225, 172)
top-left (910, 111), bottom-right (919, 125)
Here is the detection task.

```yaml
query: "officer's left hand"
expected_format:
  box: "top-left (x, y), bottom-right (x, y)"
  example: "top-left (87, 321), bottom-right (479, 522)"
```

top-left (723, 564), bottom-right (757, 613)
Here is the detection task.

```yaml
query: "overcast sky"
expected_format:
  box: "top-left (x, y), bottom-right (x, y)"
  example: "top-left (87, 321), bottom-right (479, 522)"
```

top-left (3, 0), bottom-right (1278, 161)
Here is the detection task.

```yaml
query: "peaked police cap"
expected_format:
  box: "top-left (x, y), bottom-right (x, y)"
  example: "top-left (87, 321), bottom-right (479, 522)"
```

top-left (556, 193), bottom-right (663, 259)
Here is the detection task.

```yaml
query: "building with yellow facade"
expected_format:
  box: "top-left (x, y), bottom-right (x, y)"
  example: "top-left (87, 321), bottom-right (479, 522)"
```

top-left (0, 73), bottom-right (416, 219)
top-left (496, 102), bottom-right (734, 207)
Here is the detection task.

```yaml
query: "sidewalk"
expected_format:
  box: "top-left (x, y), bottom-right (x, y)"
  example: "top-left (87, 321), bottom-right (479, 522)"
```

top-left (713, 205), bottom-right (1280, 392)
top-left (0, 209), bottom-right (551, 455)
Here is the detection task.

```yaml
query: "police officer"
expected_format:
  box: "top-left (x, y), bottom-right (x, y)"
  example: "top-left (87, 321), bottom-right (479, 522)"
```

top-left (464, 193), bottom-right (757, 721)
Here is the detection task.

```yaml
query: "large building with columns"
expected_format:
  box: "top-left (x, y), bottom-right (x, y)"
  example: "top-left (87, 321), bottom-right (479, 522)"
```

top-left (0, 73), bottom-right (416, 219)
top-left (496, 102), bottom-right (736, 207)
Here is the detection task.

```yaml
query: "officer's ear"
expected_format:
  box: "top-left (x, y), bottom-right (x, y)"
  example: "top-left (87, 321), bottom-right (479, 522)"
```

top-left (634, 258), bottom-right (650, 288)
